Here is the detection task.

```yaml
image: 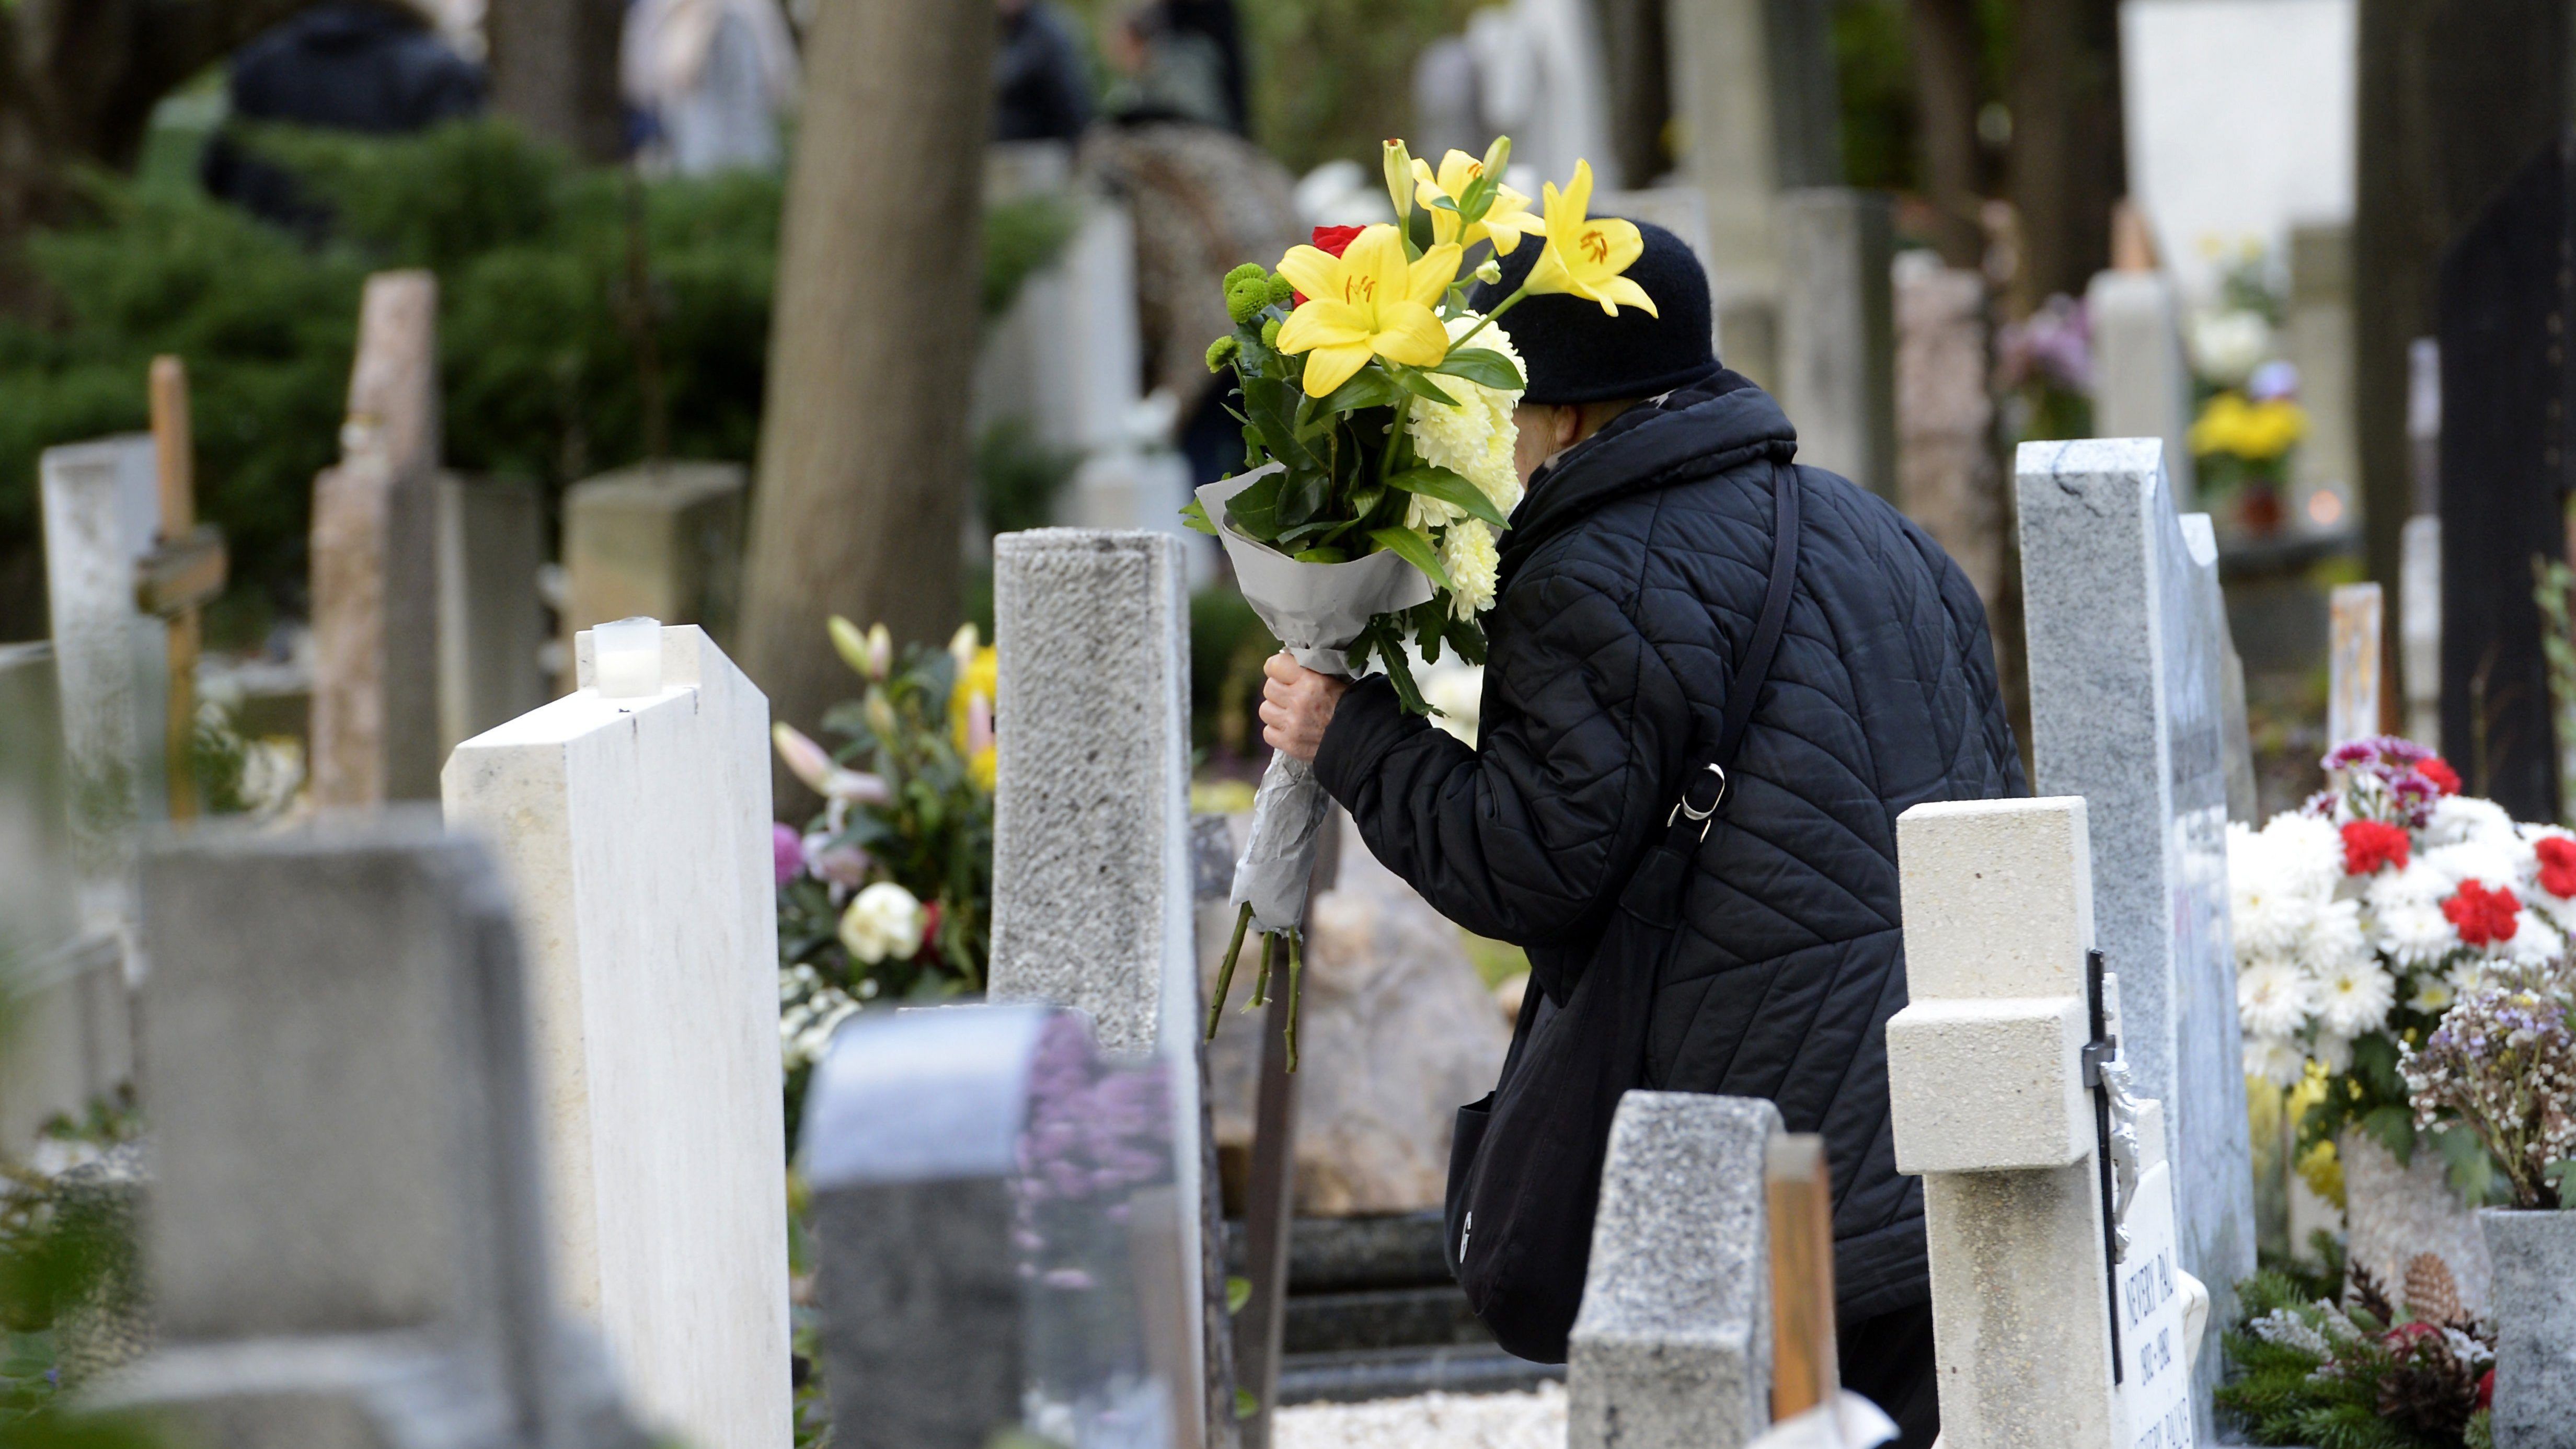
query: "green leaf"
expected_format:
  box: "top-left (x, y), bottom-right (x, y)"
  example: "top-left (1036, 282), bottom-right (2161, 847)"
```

top-left (1307, 367), bottom-right (1406, 417)
top-left (1226, 1275), bottom-right (1252, 1314)
top-left (1277, 468), bottom-right (1329, 529)
top-left (1411, 599), bottom-right (1448, 665)
top-left (1180, 498), bottom-right (1217, 536)
top-left (1430, 347), bottom-right (1526, 392)
top-left (1241, 373), bottom-right (1321, 473)
top-left (1386, 366), bottom-right (1460, 407)
top-left (1445, 616), bottom-right (1489, 665)
top-left (1222, 473), bottom-right (1285, 541)
top-left (1235, 1389), bottom-right (1260, 1420)
top-left (1385, 465), bottom-right (1509, 527)
top-left (1367, 526), bottom-right (1453, 590)
top-left (1375, 627), bottom-right (1432, 715)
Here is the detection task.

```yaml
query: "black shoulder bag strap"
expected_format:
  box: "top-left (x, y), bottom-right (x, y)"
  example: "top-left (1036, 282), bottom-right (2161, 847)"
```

top-left (1616, 458), bottom-right (1803, 934)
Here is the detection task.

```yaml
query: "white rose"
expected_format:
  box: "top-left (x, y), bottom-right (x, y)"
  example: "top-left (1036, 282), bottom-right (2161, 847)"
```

top-left (840, 881), bottom-right (927, 964)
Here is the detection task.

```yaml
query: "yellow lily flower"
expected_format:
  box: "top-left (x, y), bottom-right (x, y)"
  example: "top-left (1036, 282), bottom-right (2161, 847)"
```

top-left (1274, 224), bottom-right (1464, 397)
top-left (1411, 151), bottom-right (1547, 256)
top-left (1523, 160), bottom-right (1658, 317)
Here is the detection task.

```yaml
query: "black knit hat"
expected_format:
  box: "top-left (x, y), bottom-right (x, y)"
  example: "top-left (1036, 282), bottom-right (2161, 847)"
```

top-left (1467, 219), bottom-right (1717, 406)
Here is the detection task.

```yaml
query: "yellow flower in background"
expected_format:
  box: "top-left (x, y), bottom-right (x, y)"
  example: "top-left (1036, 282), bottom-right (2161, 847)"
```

top-left (2191, 391), bottom-right (2308, 461)
top-left (1522, 160), bottom-right (1657, 317)
top-left (949, 644), bottom-right (998, 751)
top-left (1411, 151), bottom-right (1547, 256)
top-left (1275, 225), bottom-right (1463, 397)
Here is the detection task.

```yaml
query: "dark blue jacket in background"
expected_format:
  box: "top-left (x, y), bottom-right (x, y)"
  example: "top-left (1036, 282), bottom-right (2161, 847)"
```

top-left (1314, 367), bottom-right (2025, 1320)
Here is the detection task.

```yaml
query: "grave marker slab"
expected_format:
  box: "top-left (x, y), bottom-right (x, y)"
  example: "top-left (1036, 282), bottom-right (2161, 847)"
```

top-left (443, 623), bottom-right (789, 1449)
top-left (2403, 514), bottom-right (2442, 747)
top-left (2287, 225), bottom-right (2360, 535)
top-left (1775, 189), bottom-right (1895, 500)
top-left (2085, 272), bottom-right (2199, 509)
top-left (438, 474), bottom-right (549, 753)
top-left (2016, 438), bottom-right (2252, 1439)
top-left (39, 435), bottom-right (167, 939)
top-left (103, 814), bottom-right (647, 1448)
top-left (2437, 134), bottom-right (2574, 822)
top-left (1895, 253), bottom-right (2005, 606)
top-left (1889, 797), bottom-right (2205, 1449)
top-left (1599, 187), bottom-right (1726, 356)
top-left (2328, 582), bottom-right (2384, 745)
top-left (309, 271), bottom-right (443, 806)
top-left (2179, 515), bottom-right (2259, 823)
top-left (988, 528), bottom-right (1225, 1448)
top-left (558, 462), bottom-right (745, 686)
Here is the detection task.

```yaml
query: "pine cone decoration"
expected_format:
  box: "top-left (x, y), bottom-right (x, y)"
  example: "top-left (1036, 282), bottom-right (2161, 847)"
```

top-left (2404, 1252), bottom-right (2467, 1328)
top-left (2350, 1262), bottom-right (2399, 1326)
top-left (2377, 1328), bottom-right (2482, 1440)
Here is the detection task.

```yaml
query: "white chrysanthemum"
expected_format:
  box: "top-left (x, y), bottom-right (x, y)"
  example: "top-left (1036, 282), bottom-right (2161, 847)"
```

top-left (2424, 837), bottom-right (2522, 895)
top-left (2312, 1030), bottom-right (2354, 1074)
top-left (2244, 1034), bottom-right (2308, 1088)
top-left (2261, 812), bottom-right (2347, 899)
top-left (2296, 897), bottom-right (2371, 980)
top-left (2508, 908), bottom-right (2564, 965)
top-left (2373, 899), bottom-right (2457, 969)
top-left (1404, 491), bottom-right (1465, 530)
top-left (1405, 315), bottom-right (1526, 515)
top-left (2238, 960), bottom-right (2314, 1039)
top-left (2232, 860), bottom-right (2321, 959)
top-left (2409, 975), bottom-right (2455, 1014)
top-left (1441, 521), bottom-right (1500, 619)
top-left (2425, 793), bottom-right (2516, 848)
top-left (2366, 858), bottom-right (2448, 914)
top-left (2314, 957), bottom-right (2397, 1038)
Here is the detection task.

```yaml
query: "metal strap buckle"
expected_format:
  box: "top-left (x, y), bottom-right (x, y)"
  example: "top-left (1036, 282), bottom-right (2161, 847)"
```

top-left (1665, 763), bottom-right (1730, 841)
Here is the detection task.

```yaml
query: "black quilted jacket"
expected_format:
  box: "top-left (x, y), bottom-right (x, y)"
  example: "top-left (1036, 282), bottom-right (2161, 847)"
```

top-left (1313, 368), bottom-right (2025, 1320)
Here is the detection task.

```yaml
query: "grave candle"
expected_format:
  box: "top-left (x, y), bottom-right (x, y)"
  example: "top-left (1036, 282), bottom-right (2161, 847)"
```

top-left (592, 616), bottom-right (663, 697)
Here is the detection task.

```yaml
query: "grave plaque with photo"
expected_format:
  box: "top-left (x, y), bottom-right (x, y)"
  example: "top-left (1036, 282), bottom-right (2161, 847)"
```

top-left (2437, 131), bottom-right (2576, 822)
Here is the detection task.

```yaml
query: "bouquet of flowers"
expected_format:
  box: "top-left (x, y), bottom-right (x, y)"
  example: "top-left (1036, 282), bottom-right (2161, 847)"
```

top-left (1187, 136), bottom-right (1658, 1065)
top-left (2401, 958), bottom-right (2576, 1210)
top-left (2230, 737), bottom-right (2576, 1164)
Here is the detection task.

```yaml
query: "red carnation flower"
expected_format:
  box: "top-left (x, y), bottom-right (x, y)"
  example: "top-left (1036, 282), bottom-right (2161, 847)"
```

top-left (2443, 878), bottom-right (2521, 947)
top-left (2542, 837), bottom-right (2576, 899)
top-left (2341, 819), bottom-right (2410, 876)
top-left (1291, 225), bottom-right (1366, 306)
top-left (2421, 755), bottom-right (2462, 796)
top-left (913, 898), bottom-right (944, 961)
top-left (2481, 1367), bottom-right (2496, 1410)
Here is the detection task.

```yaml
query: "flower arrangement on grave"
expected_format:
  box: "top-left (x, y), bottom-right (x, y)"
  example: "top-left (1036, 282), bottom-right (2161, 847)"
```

top-left (2219, 1256), bottom-right (2496, 1449)
top-left (2399, 958), bottom-right (2576, 1211)
top-left (1187, 135), bottom-right (1657, 1066)
top-left (771, 618), bottom-right (996, 1128)
top-left (2230, 737), bottom-right (2575, 1184)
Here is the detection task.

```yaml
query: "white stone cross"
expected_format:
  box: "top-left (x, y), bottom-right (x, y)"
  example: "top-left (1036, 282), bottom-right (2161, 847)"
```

top-left (1888, 797), bottom-right (2209, 1449)
top-left (443, 622), bottom-right (790, 1449)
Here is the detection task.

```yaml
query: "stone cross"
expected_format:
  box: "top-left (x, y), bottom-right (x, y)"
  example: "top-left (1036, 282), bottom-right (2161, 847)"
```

top-left (2084, 272), bottom-right (2199, 509)
top-left (1895, 252), bottom-right (2005, 610)
top-left (1568, 1092), bottom-right (1781, 1449)
top-left (1663, 0), bottom-right (1842, 388)
top-left (2328, 581), bottom-right (2385, 746)
top-left (987, 528), bottom-right (1228, 1448)
top-left (2437, 138), bottom-right (2573, 821)
top-left (309, 270), bottom-right (443, 806)
top-left (438, 475), bottom-right (549, 753)
top-left (443, 622), bottom-right (790, 1449)
top-left (39, 434), bottom-right (167, 938)
top-left (143, 356), bottom-right (226, 822)
top-left (100, 814), bottom-right (647, 1447)
top-left (1887, 796), bottom-right (2207, 1449)
top-left (2016, 437), bottom-right (2253, 1439)
top-left (1775, 188), bottom-right (1895, 500)
top-left (801, 1005), bottom-right (1199, 1449)
top-left (557, 462), bottom-right (745, 689)
top-left (0, 643), bottom-right (133, 1147)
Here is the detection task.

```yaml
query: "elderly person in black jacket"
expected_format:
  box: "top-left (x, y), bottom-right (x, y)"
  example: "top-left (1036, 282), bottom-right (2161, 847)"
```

top-left (1258, 224), bottom-right (2023, 1448)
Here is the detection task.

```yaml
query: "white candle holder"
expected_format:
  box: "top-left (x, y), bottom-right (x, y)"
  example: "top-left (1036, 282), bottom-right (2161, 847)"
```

top-left (593, 616), bottom-right (664, 698)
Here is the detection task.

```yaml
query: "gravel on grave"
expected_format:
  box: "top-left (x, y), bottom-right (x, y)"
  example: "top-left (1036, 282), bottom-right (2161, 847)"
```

top-left (1273, 1384), bottom-right (1567, 1449)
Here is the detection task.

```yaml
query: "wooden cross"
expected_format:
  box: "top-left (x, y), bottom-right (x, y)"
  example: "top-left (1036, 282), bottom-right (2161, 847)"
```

top-left (1767, 1132), bottom-right (1841, 1421)
top-left (139, 355), bottom-right (226, 821)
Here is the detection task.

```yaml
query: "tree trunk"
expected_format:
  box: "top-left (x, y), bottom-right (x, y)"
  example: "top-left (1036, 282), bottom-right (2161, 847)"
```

top-left (485, 0), bottom-right (627, 163)
top-left (2354, 0), bottom-right (2574, 711)
top-left (1592, 0), bottom-right (1670, 189)
top-left (740, 0), bottom-right (994, 799)
top-left (1907, 0), bottom-right (1984, 269)
top-left (2002, 0), bottom-right (2124, 312)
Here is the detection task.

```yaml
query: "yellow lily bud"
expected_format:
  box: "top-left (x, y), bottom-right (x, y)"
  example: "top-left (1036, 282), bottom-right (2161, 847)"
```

top-left (1382, 139), bottom-right (1414, 221)
top-left (948, 623), bottom-right (980, 672)
top-left (1482, 133), bottom-right (1512, 180)
top-left (1475, 258), bottom-right (1503, 284)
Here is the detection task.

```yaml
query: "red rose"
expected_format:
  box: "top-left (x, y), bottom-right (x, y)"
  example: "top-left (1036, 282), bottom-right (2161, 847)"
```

top-left (2341, 819), bottom-right (2411, 876)
top-left (1292, 226), bottom-right (1367, 306)
top-left (2443, 878), bottom-right (2521, 947)
top-left (914, 898), bottom-right (944, 960)
top-left (2481, 1367), bottom-right (2496, 1410)
top-left (2421, 756), bottom-right (2463, 796)
top-left (2541, 836), bottom-right (2576, 899)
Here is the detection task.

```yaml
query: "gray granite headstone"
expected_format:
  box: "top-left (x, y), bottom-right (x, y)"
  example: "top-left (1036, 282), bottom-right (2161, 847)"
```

top-left (95, 813), bottom-right (645, 1449)
top-left (2017, 438), bottom-right (2254, 1441)
top-left (1568, 1092), bottom-right (1779, 1449)
top-left (38, 435), bottom-right (167, 941)
top-left (1776, 188), bottom-right (1895, 501)
top-left (2178, 514), bottom-right (2260, 822)
top-left (803, 1006), bottom-right (1191, 1449)
top-left (2480, 1209), bottom-right (2576, 1446)
top-left (987, 528), bottom-right (1223, 1446)
top-left (436, 474), bottom-right (548, 754)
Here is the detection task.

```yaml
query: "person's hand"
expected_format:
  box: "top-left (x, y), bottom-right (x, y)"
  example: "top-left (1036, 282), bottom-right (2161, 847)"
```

top-left (1260, 651), bottom-right (1351, 763)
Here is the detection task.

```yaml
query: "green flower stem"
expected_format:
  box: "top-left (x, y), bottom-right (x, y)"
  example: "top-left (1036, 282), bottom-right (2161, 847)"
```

top-left (1204, 900), bottom-right (1253, 1041)
top-left (1379, 396), bottom-right (1416, 485)
top-left (1247, 931), bottom-right (1278, 1009)
top-left (1447, 285), bottom-right (1529, 352)
top-left (1284, 929), bottom-right (1306, 1072)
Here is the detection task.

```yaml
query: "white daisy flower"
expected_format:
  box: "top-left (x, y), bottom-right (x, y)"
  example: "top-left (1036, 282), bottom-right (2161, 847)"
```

top-left (2315, 958), bottom-right (2397, 1038)
top-left (2239, 960), bottom-right (2314, 1039)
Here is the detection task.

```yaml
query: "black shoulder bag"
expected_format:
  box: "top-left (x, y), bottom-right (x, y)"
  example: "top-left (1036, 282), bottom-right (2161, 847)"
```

top-left (1441, 459), bottom-right (1803, 1364)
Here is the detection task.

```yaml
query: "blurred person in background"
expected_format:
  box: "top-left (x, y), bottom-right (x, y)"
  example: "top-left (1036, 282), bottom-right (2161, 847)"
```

top-left (1102, 0), bottom-right (1243, 133)
top-left (623, 0), bottom-right (798, 174)
top-left (202, 0), bottom-right (485, 234)
top-left (996, 0), bottom-right (1095, 145)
